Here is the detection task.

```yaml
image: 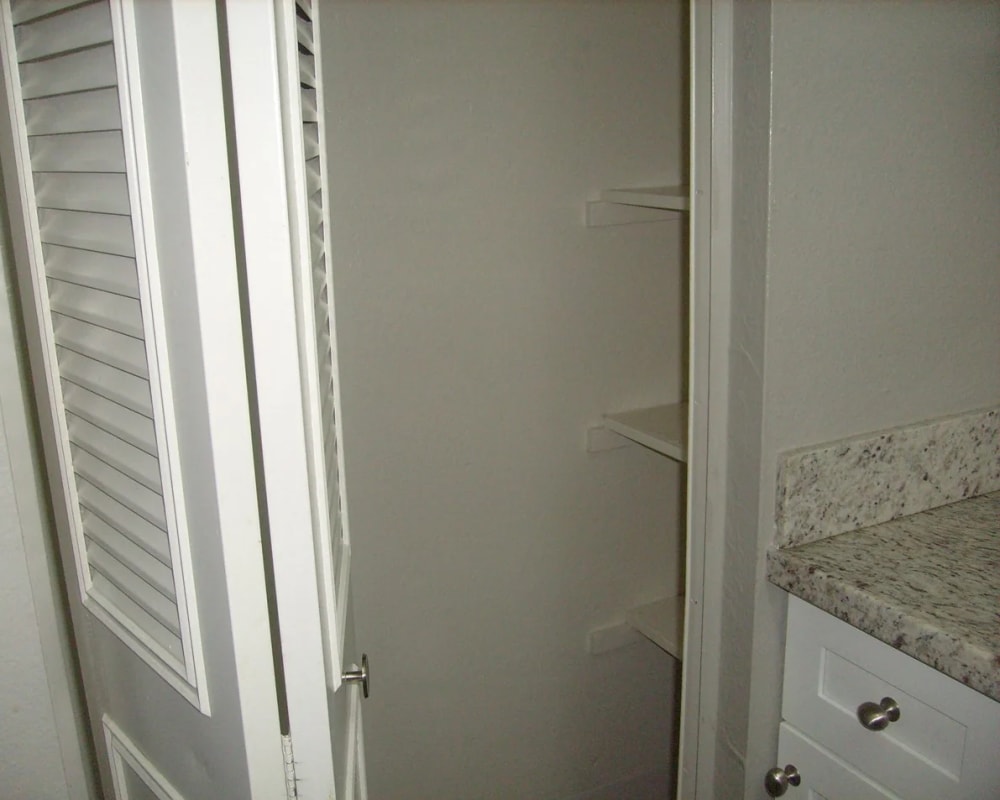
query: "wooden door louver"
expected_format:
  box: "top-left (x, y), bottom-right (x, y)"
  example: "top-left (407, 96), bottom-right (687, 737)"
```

top-left (0, 0), bottom-right (208, 710)
top-left (277, 0), bottom-right (352, 690)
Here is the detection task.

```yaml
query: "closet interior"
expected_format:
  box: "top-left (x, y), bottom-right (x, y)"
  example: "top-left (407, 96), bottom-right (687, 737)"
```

top-left (321, 1), bottom-right (693, 797)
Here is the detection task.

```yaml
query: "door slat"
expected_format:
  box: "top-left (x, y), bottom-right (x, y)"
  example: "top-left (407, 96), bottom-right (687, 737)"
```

top-left (53, 314), bottom-right (148, 377)
top-left (48, 279), bottom-right (143, 337)
top-left (10, 0), bottom-right (93, 25)
top-left (28, 130), bottom-right (125, 173)
top-left (14, 1), bottom-right (112, 63)
top-left (58, 350), bottom-right (152, 417)
top-left (303, 122), bottom-right (319, 159)
top-left (68, 414), bottom-right (160, 491)
top-left (296, 15), bottom-right (313, 52)
top-left (72, 447), bottom-right (166, 528)
top-left (38, 208), bottom-right (135, 258)
top-left (299, 52), bottom-right (315, 88)
top-left (34, 172), bottom-right (131, 215)
top-left (77, 479), bottom-right (170, 564)
top-left (18, 43), bottom-right (117, 100)
top-left (86, 542), bottom-right (178, 634)
top-left (43, 245), bottom-right (139, 298)
top-left (62, 382), bottom-right (156, 455)
top-left (24, 86), bottom-right (120, 136)
top-left (88, 570), bottom-right (181, 652)
top-left (300, 88), bottom-right (317, 122)
top-left (83, 511), bottom-right (174, 600)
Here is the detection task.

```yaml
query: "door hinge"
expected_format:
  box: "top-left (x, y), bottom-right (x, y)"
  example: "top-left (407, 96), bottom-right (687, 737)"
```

top-left (281, 734), bottom-right (298, 799)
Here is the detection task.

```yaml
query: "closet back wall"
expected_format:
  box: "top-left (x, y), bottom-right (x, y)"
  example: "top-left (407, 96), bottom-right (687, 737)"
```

top-left (322, 2), bottom-right (686, 798)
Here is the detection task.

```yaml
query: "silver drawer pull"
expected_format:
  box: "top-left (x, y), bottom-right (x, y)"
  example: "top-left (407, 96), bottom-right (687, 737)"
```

top-left (857, 696), bottom-right (900, 731)
top-left (764, 764), bottom-right (801, 797)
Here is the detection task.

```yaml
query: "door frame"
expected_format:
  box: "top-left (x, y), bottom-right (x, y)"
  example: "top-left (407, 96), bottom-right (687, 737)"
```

top-left (679, 0), bottom-right (735, 798)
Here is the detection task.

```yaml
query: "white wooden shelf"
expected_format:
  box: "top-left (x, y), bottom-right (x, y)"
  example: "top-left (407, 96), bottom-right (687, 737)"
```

top-left (626, 595), bottom-right (685, 659)
top-left (603, 402), bottom-right (687, 462)
top-left (600, 184), bottom-right (689, 211)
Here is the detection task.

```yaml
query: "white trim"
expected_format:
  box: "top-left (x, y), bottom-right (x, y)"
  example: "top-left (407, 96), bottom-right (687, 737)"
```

top-left (678, 1), bottom-right (734, 798)
top-left (223, 1), bottom-right (339, 795)
top-left (162, 2), bottom-right (289, 795)
top-left (103, 715), bottom-right (186, 800)
top-left (111, 0), bottom-right (208, 712)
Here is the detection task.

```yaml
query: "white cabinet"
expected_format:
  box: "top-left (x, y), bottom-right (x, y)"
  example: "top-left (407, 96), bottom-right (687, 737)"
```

top-left (776, 723), bottom-right (900, 800)
top-left (772, 597), bottom-right (1000, 800)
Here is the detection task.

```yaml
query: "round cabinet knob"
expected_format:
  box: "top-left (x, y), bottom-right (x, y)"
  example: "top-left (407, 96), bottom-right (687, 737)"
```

top-left (856, 696), bottom-right (900, 731)
top-left (342, 653), bottom-right (370, 698)
top-left (764, 764), bottom-right (801, 797)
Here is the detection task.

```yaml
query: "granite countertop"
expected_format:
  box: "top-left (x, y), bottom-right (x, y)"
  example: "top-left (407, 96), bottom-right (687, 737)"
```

top-left (767, 491), bottom-right (1000, 701)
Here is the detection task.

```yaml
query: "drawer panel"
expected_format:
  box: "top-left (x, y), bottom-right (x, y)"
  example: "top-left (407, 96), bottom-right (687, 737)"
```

top-left (777, 722), bottom-right (901, 800)
top-left (782, 597), bottom-right (1000, 800)
top-left (819, 648), bottom-right (966, 779)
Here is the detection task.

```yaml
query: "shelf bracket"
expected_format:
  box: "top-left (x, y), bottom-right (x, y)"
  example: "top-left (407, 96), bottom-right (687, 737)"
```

top-left (585, 201), bottom-right (682, 228)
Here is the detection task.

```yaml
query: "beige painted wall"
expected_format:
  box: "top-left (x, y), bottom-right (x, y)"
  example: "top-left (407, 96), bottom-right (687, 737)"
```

top-left (0, 197), bottom-right (94, 800)
top-left (0, 387), bottom-right (74, 800)
top-left (719, 2), bottom-right (1000, 796)
top-left (321, 2), bottom-right (687, 798)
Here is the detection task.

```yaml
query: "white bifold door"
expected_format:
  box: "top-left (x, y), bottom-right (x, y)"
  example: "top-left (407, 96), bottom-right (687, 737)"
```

top-left (0, 1), bottom-right (365, 798)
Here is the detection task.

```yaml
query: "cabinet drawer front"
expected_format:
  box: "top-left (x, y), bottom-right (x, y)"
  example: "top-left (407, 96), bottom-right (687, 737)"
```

top-left (783, 597), bottom-right (1000, 800)
top-left (778, 722), bottom-right (901, 800)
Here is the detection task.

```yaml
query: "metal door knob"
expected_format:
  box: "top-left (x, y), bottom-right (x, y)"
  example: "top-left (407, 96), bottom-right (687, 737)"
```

top-left (857, 697), bottom-right (900, 731)
top-left (342, 653), bottom-right (369, 698)
top-left (764, 764), bottom-right (801, 797)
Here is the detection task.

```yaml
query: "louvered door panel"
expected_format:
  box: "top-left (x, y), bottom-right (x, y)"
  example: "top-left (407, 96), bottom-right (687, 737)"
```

top-left (35, 172), bottom-right (132, 215)
top-left (29, 130), bottom-right (125, 173)
top-left (58, 350), bottom-right (152, 415)
top-left (24, 86), bottom-right (120, 135)
top-left (54, 315), bottom-right (147, 376)
top-left (1, 0), bottom-right (208, 709)
top-left (44, 245), bottom-right (139, 296)
top-left (67, 415), bottom-right (159, 489)
top-left (10, 0), bottom-right (92, 25)
top-left (272, 0), bottom-right (353, 690)
top-left (77, 480), bottom-right (171, 564)
top-left (19, 44), bottom-right (117, 99)
top-left (13, 1), bottom-right (111, 60)
top-left (48, 280), bottom-right (143, 337)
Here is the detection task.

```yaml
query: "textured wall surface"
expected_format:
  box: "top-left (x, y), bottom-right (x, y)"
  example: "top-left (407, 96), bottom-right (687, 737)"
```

top-left (0, 212), bottom-right (76, 799)
top-left (725, 3), bottom-right (1000, 797)
top-left (0, 404), bottom-right (73, 800)
top-left (321, 2), bottom-right (687, 798)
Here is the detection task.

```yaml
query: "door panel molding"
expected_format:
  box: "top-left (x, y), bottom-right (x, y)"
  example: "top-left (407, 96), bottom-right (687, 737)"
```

top-left (0, 0), bottom-right (209, 711)
top-left (103, 715), bottom-right (187, 800)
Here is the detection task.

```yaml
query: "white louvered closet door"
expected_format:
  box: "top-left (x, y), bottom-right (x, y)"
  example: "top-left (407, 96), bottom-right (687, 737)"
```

top-left (0, 2), bottom-right (297, 799)
top-left (224, 1), bottom-right (367, 797)
top-left (286, 0), bottom-right (353, 694)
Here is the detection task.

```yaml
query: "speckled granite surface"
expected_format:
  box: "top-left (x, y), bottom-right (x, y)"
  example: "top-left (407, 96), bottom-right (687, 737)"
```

top-left (775, 406), bottom-right (1000, 548)
top-left (768, 492), bottom-right (1000, 701)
